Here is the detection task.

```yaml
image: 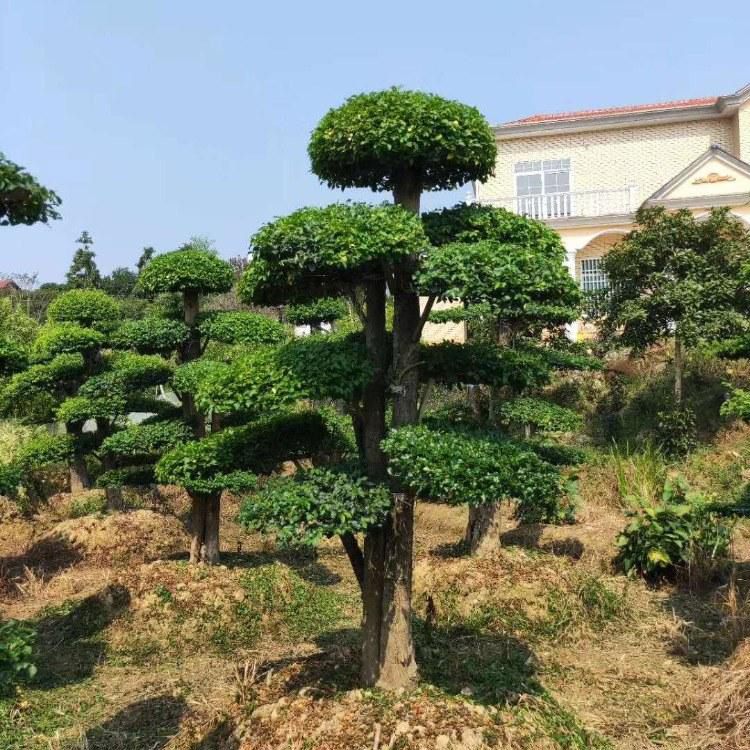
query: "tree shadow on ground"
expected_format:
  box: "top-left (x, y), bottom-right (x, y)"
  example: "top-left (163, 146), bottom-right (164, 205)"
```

top-left (32, 583), bottom-right (130, 690)
top-left (190, 717), bottom-right (240, 750)
top-left (660, 560), bottom-right (750, 666)
top-left (413, 617), bottom-right (541, 706)
top-left (500, 524), bottom-right (585, 561)
top-left (83, 695), bottom-right (186, 750)
top-left (429, 539), bottom-right (470, 559)
top-left (0, 533), bottom-right (83, 598)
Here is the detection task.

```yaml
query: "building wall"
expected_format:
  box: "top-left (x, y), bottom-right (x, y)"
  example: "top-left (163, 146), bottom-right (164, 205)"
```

top-left (478, 117), bottom-right (737, 206)
top-left (737, 102), bottom-right (750, 163)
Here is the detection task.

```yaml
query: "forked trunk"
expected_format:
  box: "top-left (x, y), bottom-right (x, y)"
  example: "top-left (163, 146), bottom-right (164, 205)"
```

top-left (69, 456), bottom-right (90, 493)
top-left (188, 491), bottom-right (221, 564)
top-left (465, 502), bottom-right (504, 556)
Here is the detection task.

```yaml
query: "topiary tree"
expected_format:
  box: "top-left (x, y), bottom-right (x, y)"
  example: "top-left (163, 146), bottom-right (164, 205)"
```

top-left (0, 152), bottom-right (61, 226)
top-left (285, 297), bottom-right (348, 332)
top-left (137, 246), bottom-right (234, 432)
top-left (46, 288), bottom-right (120, 332)
top-left (601, 207), bottom-right (750, 404)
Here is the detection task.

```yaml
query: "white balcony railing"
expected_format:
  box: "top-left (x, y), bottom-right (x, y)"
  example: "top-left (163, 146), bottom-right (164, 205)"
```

top-left (484, 187), bottom-right (637, 221)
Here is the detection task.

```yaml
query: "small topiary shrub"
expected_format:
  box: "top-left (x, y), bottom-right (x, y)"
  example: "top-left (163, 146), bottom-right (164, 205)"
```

top-left (0, 619), bottom-right (36, 693)
top-left (616, 477), bottom-right (732, 578)
top-left (31, 323), bottom-right (104, 362)
top-left (68, 490), bottom-right (107, 518)
top-left (654, 405), bottom-right (697, 457)
top-left (285, 297), bottom-right (348, 327)
top-left (46, 289), bottom-right (119, 332)
top-left (498, 397), bottom-right (582, 435)
top-left (111, 317), bottom-right (189, 355)
top-left (199, 310), bottom-right (288, 347)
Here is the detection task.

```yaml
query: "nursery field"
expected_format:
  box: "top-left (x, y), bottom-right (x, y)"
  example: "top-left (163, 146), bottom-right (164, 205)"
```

top-left (1, 402), bottom-right (749, 750)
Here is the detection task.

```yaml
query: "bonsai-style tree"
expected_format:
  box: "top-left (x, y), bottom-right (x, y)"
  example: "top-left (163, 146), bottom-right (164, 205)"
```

top-left (601, 207), bottom-right (750, 404)
top-left (137, 246), bottom-right (234, 432)
top-left (285, 297), bottom-right (348, 333)
top-left (0, 152), bottom-right (61, 226)
top-left (65, 232), bottom-right (102, 289)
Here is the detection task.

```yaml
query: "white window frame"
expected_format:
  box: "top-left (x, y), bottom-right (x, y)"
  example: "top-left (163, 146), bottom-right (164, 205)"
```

top-left (514, 158), bottom-right (573, 219)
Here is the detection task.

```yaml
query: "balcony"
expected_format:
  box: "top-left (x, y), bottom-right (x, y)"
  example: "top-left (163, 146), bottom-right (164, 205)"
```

top-left (483, 187), bottom-right (637, 222)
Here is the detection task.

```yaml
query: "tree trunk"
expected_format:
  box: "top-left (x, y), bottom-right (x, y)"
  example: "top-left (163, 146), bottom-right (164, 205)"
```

top-left (203, 493), bottom-right (221, 564)
top-left (189, 492), bottom-right (206, 563)
top-left (674, 333), bottom-right (683, 405)
top-left (69, 456), bottom-right (90, 493)
top-left (465, 503), bottom-right (504, 556)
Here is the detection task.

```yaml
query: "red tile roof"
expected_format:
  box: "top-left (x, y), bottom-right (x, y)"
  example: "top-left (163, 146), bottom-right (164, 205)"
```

top-left (0, 280), bottom-right (20, 290)
top-left (504, 96), bottom-right (718, 126)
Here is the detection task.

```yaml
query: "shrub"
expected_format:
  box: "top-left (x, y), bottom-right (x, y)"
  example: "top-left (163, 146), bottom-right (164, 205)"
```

top-left (0, 619), bottom-right (36, 693)
top-left (99, 421), bottom-right (192, 463)
top-left (239, 467), bottom-right (392, 546)
top-left (111, 318), bottom-right (189, 355)
top-left (31, 323), bottom-right (104, 362)
top-left (68, 490), bottom-right (107, 518)
top-left (655, 405), bottom-right (697, 457)
top-left (285, 297), bottom-right (347, 327)
top-left (46, 289), bottom-right (119, 331)
top-left (498, 397), bottom-right (582, 434)
top-left (382, 424), bottom-right (572, 524)
top-left (0, 338), bottom-right (28, 376)
top-left (138, 249), bottom-right (234, 295)
top-left (199, 311), bottom-right (288, 347)
top-left (616, 477), bottom-right (733, 578)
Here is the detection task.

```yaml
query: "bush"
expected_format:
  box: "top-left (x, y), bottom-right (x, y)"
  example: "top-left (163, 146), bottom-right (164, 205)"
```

top-left (46, 289), bottom-right (119, 332)
top-left (68, 490), bottom-right (107, 518)
top-left (0, 338), bottom-right (28, 376)
top-left (655, 405), bottom-right (697, 457)
top-left (99, 421), bottom-right (192, 463)
top-left (199, 310), bottom-right (288, 347)
top-left (111, 318), bottom-right (189, 355)
top-left (616, 477), bottom-right (732, 578)
top-left (138, 249), bottom-right (234, 295)
top-left (382, 424), bottom-right (573, 524)
top-left (31, 323), bottom-right (104, 362)
top-left (239, 467), bottom-right (392, 546)
top-left (0, 619), bottom-right (36, 693)
top-left (285, 297), bottom-right (347, 327)
top-left (498, 397), bottom-right (582, 434)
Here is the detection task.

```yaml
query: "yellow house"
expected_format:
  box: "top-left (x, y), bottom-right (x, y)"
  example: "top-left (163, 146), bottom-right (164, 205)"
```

top-left (474, 82), bottom-right (750, 339)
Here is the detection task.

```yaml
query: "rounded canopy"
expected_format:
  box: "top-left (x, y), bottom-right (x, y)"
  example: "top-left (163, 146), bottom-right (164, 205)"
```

top-left (308, 88), bottom-right (497, 193)
top-left (138, 249), bottom-right (234, 295)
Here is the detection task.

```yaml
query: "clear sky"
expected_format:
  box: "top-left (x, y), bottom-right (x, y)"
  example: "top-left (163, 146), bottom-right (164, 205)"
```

top-left (1, 0), bottom-right (748, 283)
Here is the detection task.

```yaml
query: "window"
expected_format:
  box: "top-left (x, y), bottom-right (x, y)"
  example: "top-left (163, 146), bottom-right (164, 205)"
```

top-left (514, 158), bottom-right (571, 218)
top-left (580, 257), bottom-right (609, 317)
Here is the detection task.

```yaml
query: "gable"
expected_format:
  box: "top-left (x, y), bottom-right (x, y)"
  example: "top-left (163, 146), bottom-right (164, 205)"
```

top-left (648, 145), bottom-right (750, 203)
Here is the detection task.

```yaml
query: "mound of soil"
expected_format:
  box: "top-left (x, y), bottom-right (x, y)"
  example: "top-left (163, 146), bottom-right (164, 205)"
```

top-left (33, 509), bottom-right (189, 566)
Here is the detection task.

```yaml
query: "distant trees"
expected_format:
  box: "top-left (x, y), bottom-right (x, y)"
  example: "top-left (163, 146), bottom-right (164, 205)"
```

top-left (0, 152), bottom-right (61, 226)
top-left (65, 232), bottom-right (102, 289)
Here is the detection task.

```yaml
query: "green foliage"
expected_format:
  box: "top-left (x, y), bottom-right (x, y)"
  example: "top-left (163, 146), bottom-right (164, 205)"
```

top-left (655, 405), bottom-right (697, 457)
top-left (46, 289), bottom-right (119, 332)
top-left (308, 88), bottom-right (496, 192)
top-left (68, 491), bottom-right (107, 518)
top-left (720, 387), bottom-right (750, 421)
top-left (382, 425), bottom-right (571, 524)
top-left (155, 411), bottom-right (334, 493)
top-left (420, 341), bottom-right (551, 391)
top-left (199, 310), bottom-right (288, 346)
top-left (616, 477), bottom-right (732, 577)
top-left (602, 207), bottom-right (750, 350)
top-left (0, 338), bottom-right (27, 376)
top-left (15, 432), bottom-right (74, 473)
top-left (105, 352), bottom-right (174, 390)
top-left (137, 248), bottom-right (234, 295)
top-left (194, 348), bottom-right (299, 418)
top-left (101, 266), bottom-right (138, 297)
top-left (418, 238), bottom-right (581, 331)
top-left (499, 397), bottom-right (582, 434)
top-left (239, 467), bottom-right (392, 546)
top-left (0, 619), bottom-right (36, 693)
top-left (285, 297), bottom-right (347, 326)
top-left (275, 333), bottom-right (373, 402)
top-left (526, 439), bottom-right (586, 467)
top-left (0, 298), bottom-right (38, 349)
top-left (111, 317), bottom-right (189, 355)
top-left (0, 463), bottom-right (21, 496)
top-left (31, 323), bottom-right (104, 362)
top-left (99, 421), bottom-right (192, 463)
top-left (55, 395), bottom-right (116, 425)
top-left (428, 303), bottom-right (491, 325)
top-left (423, 202), bottom-right (564, 251)
top-left (0, 151), bottom-right (60, 226)
top-left (172, 358), bottom-right (228, 397)
top-left (97, 465), bottom-right (155, 488)
top-left (240, 202), bottom-right (427, 305)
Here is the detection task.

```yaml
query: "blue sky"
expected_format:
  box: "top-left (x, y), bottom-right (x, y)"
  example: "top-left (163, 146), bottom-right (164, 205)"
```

top-left (1, 0), bottom-right (748, 282)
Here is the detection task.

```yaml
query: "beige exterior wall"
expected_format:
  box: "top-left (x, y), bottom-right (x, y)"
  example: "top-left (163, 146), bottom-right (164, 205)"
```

top-left (737, 102), bottom-right (750, 163)
top-left (478, 117), bottom-right (737, 206)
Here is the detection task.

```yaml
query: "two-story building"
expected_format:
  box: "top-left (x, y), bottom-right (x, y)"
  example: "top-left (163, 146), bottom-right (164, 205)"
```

top-left (474, 82), bottom-right (750, 339)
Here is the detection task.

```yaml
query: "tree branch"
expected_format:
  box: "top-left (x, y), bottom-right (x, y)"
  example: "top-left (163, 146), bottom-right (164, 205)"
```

top-left (340, 532), bottom-right (365, 593)
top-left (413, 295), bottom-right (436, 343)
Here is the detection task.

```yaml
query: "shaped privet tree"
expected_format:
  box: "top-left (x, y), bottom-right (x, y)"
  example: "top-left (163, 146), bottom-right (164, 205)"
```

top-left (285, 297), bottom-right (348, 333)
top-left (601, 207), bottom-right (750, 404)
top-left (137, 247), bottom-right (234, 433)
top-left (418, 203), bottom-right (586, 553)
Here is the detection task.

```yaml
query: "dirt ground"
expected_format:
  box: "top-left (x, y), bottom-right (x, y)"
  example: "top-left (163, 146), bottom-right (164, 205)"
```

top-left (0, 480), bottom-right (748, 750)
